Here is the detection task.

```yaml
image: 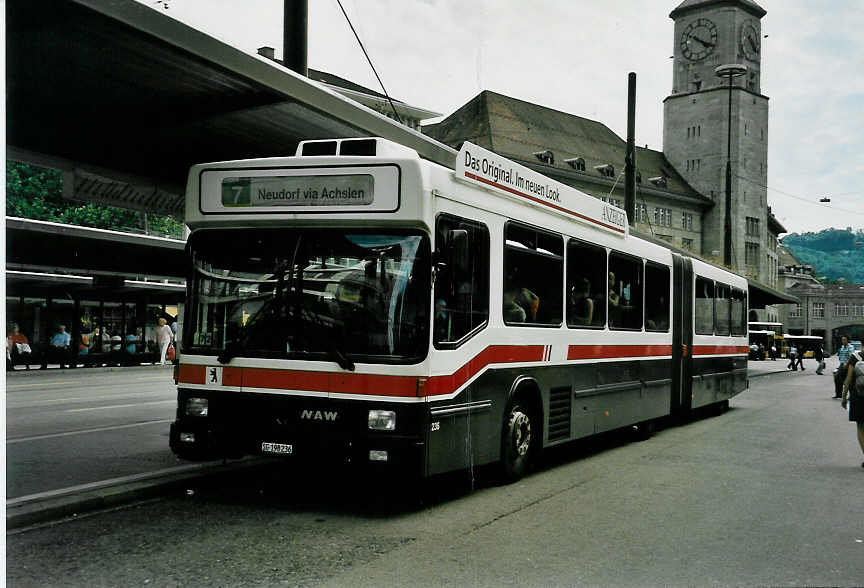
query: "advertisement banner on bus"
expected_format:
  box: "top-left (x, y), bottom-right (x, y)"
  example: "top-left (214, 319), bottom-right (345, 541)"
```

top-left (455, 142), bottom-right (628, 237)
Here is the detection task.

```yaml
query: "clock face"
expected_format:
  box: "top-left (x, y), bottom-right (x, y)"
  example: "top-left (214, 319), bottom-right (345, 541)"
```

top-left (681, 18), bottom-right (717, 61)
top-left (740, 22), bottom-right (761, 60)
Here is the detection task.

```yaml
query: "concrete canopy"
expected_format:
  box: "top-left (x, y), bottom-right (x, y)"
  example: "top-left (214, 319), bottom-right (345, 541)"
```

top-left (6, 0), bottom-right (456, 217)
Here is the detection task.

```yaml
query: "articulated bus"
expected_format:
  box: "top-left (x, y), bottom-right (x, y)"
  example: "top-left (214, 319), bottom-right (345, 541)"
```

top-left (170, 137), bottom-right (748, 481)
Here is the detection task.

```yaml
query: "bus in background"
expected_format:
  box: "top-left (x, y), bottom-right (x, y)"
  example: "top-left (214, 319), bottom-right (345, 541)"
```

top-left (170, 137), bottom-right (749, 482)
top-left (783, 334), bottom-right (823, 359)
top-left (748, 321), bottom-right (783, 360)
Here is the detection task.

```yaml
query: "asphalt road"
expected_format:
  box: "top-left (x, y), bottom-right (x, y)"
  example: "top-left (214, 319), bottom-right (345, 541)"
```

top-left (7, 359), bottom-right (864, 587)
top-left (6, 366), bottom-right (181, 498)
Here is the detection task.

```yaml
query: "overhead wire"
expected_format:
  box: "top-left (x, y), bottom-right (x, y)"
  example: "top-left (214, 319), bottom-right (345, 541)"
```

top-left (334, 0), bottom-right (404, 125)
top-left (735, 174), bottom-right (864, 218)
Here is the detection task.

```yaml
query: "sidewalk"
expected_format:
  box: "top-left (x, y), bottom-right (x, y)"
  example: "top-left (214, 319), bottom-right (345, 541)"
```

top-left (6, 362), bottom-right (174, 378)
top-left (748, 355), bottom-right (840, 378)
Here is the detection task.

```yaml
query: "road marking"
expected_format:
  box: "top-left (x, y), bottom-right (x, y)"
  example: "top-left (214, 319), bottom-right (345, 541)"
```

top-left (6, 376), bottom-right (172, 391)
top-left (6, 419), bottom-right (173, 444)
top-left (6, 462), bottom-right (237, 507)
top-left (5, 380), bottom-right (67, 388)
top-left (65, 400), bottom-right (176, 413)
top-left (8, 391), bottom-right (175, 409)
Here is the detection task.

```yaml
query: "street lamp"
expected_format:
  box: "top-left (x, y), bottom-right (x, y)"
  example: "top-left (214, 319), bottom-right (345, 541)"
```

top-left (715, 64), bottom-right (748, 268)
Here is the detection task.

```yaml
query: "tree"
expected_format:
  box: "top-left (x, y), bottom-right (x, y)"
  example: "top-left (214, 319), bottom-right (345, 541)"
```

top-left (6, 161), bottom-right (183, 238)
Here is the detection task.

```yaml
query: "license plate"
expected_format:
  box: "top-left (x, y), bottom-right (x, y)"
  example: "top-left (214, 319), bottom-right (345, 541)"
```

top-left (261, 442), bottom-right (293, 455)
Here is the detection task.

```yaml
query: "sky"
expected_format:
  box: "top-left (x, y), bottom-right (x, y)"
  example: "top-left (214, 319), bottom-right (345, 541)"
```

top-left (142, 0), bottom-right (864, 235)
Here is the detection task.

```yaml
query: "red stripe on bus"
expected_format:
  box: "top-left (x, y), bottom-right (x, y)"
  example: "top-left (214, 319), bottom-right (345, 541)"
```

top-left (243, 368), bottom-right (419, 397)
top-left (177, 345), bottom-right (545, 398)
top-left (567, 345), bottom-right (673, 360)
top-left (178, 364), bottom-right (205, 385)
top-left (425, 344), bottom-right (547, 397)
top-left (464, 172), bottom-right (626, 234)
top-left (692, 345), bottom-right (749, 355)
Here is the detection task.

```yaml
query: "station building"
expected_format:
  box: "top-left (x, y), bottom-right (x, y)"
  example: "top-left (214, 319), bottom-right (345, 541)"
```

top-left (424, 0), bottom-right (786, 317)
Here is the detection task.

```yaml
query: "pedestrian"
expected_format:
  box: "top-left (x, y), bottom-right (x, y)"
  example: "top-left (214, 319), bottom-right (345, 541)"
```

top-left (834, 335), bottom-right (855, 398)
top-left (7, 324), bottom-right (33, 370)
top-left (758, 343), bottom-right (765, 361)
top-left (769, 344), bottom-right (777, 361)
top-left (49, 324), bottom-right (72, 368)
top-left (839, 350), bottom-right (864, 469)
top-left (815, 345), bottom-right (825, 375)
top-left (787, 344), bottom-right (798, 371)
top-left (795, 346), bottom-right (805, 371)
top-left (156, 317), bottom-right (173, 365)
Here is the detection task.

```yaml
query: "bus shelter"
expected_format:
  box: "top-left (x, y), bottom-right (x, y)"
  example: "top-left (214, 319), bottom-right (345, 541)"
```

top-left (6, 217), bottom-right (186, 369)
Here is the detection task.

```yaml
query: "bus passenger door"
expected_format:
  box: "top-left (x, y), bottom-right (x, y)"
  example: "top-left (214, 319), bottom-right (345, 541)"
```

top-left (671, 255), bottom-right (693, 417)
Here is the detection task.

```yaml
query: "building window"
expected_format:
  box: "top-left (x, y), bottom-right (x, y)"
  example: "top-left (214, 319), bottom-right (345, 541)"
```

top-left (745, 242), bottom-right (760, 266)
top-left (746, 217), bottom-right (760, 237)
top-left (533, 150), bottom-right (554, 165)
top-left (812, 302), bottom-right (825, 319)
top-left (682, 237), bottom-right (693, 251)
top-left (682, 212), bottom-right (693, 231)
top-left (834, 303), bottom-right (849, 317)
top-left (636, 204), bottom-right (648, 223)
top-left (853, 304), bottom-right (864, 317)
top-left (654, 207), bottom-right (672, 227)
top-left (789, 304), bottom-right (802, 318)
top-left (565, 157), bottom-right (586, 172)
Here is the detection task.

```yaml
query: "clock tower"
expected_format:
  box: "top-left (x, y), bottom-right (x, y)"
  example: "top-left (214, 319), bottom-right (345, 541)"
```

top-left (663, 0), bottom-right (769, 282)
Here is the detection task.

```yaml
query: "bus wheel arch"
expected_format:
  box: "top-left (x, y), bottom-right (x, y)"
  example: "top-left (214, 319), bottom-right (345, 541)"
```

top-left (500, 378), bottom-right (543, 482)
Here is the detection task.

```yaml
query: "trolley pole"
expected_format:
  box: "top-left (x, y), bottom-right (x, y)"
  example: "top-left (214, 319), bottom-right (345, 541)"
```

top-left (715, 64), bottom-right (747, 268)
top-left (284, 0), bottom-right (308, 77)
top-left (624, 73), bottom-right (637, 227)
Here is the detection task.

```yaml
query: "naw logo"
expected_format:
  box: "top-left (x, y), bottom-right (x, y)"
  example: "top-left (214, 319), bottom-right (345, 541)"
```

top-left (300, 409), bottom-right (339, 422)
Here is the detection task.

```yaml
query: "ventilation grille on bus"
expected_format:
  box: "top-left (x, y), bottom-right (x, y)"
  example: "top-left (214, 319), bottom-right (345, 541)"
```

top-left (295, 137), bottom-right (418, 158)
top-left (548, 386), bottom-right (572, 442)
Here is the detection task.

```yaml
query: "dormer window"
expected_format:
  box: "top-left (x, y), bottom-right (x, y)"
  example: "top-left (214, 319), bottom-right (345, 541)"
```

top-left (565, 157), bottom-right (586, 172)
top-left (594, 163), bottom-right (615, 178)
top-left (533, 150), bottom-right (554, 165)
top-left (648, 176), bottom-right (667, 188)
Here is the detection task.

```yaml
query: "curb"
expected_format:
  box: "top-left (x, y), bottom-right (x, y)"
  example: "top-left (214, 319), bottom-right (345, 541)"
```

top-left (6, 363), bottom-right (174, 378)
top-left (6, 457), bottom-right (272, 530)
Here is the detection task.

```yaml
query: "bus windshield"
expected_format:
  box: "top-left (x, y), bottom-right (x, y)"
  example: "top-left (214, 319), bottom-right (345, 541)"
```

top-left (185, 228), bottom-right (430, 365)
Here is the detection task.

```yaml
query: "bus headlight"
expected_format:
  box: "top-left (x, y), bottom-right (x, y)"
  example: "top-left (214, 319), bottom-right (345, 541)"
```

top-left (368, 409), bottom-right (396, 431)
top-left (185, 397), bottom-right (209, 417)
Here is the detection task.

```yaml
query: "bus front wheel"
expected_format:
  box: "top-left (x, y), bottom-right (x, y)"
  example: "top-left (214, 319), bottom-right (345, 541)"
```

top-left (500, 398), bottom-right (535, 482)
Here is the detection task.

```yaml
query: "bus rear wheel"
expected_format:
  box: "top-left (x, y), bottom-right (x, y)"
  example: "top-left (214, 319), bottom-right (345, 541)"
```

top-left (500, 399), bottom-right (535, 482)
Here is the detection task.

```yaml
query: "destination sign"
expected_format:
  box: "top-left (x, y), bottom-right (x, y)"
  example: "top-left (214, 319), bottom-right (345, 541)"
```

top-left (455, 142), bottom-right (628, 237)
top-left (221, 175), bottom-right (374, 207)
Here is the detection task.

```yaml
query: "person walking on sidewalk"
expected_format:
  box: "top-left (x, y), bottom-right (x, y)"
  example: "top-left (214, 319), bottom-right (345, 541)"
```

top-left (156, 318), bottom-right (173, 365)
top-left (839, 349), bottom-right (864, 468)
top-left (815, 345), bottom-right (825, 375)
top-left (787, 345), bottom-right (798, 371)
top-left (834, 336), bottom-right (855, 398)
top-left (795, 346), bottom-right (806, 371)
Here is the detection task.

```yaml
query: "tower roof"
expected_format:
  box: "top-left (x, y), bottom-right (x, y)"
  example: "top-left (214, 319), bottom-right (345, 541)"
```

top-left (670, 0), bottom-right (766, 19)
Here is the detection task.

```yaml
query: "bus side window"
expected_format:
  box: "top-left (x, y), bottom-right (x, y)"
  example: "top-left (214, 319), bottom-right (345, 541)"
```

top-left (695, 276), bottom-right (714, 335)
top-left (566, 239), bottom-right (606, 328)
top-left (731, 288), bottom-right (747, 336)
top-left (608, 252), bottom-right (643, 330)
top-left (434, 214), bottom-right (489, 347)
top-left (715, 283), bottom-right (731, 336)
top-left (645, 263), bottom-right (670, 331)
top-left (503, 222), bottom-right (563, 326)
